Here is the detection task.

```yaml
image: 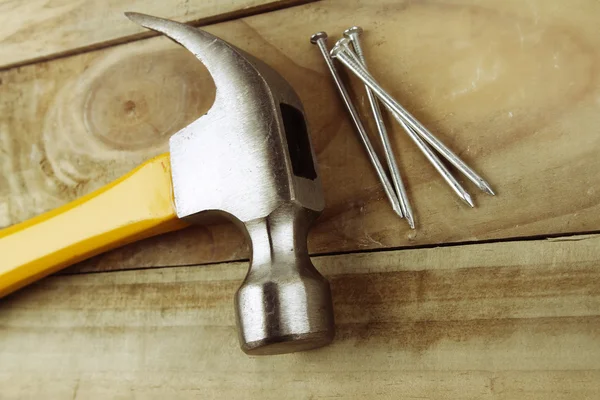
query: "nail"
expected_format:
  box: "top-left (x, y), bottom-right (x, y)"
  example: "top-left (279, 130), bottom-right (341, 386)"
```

top-left (342, 28), bottom-right (416, 229)
top-left (310, 32), bottom-right (404, 218)
top-left (330, 44), bottom-right (495, 197)
top-left (392, 111), bottom-right (475, 207)
top-left (331, 43), bottom-right (474, 207)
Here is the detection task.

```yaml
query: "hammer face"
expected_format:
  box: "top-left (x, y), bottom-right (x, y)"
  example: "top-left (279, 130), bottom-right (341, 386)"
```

top-left (235, 204), bottom-right (335, 355)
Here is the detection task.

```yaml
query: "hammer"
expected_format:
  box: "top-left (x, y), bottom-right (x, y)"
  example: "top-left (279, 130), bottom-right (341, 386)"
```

top-left (0, 13), bottom-right (335, 355)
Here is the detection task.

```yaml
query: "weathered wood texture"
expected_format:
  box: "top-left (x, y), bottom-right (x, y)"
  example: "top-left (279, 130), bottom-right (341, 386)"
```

top-left (0, 0), bottom-right (313, 69)
top-left (1, 234), bottom-right (599, 399)
top-left (2, 0), bottom-right (600, 272)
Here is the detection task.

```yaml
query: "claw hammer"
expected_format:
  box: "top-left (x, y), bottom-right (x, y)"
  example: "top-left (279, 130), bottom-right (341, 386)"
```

top-left (0, 13), bottom-right (335, 355)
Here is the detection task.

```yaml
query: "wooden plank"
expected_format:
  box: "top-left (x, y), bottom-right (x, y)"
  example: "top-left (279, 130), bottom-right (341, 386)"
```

top-left (1, 234), bottom-right (600, 399)
top-left (0, 0), bottom-right (314, 69)
top-left (2, 0), bottom-right (600, 272)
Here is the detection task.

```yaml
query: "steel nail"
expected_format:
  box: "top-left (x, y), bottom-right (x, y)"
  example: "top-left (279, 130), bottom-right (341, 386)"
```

top-left (330, 44), bottom-right (495, 197)
top-left (310, 32), bottom-right (404, 218)
top-left (341, 29), bottom-right (416, 229)
top-left (331, 43), bottom-right (474, 207)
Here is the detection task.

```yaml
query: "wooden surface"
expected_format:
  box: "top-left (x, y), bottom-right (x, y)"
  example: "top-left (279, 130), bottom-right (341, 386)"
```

top-left (1, 2), bottom-right (600, 397)
top-left (2, 0), bottom-right (600, 273)
top-left (0, 0), bottom-right (313, 69)
top-left (2, 233), bottom-right (599, 399)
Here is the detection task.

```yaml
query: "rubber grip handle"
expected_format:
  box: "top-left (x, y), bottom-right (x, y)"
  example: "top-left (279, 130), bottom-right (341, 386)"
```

top-left (0, 153), bottom-right (188, 298)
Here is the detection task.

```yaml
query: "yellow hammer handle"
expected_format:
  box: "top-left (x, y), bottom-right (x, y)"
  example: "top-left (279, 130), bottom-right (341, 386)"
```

top-left (0, 153), bottom-right (188, 298)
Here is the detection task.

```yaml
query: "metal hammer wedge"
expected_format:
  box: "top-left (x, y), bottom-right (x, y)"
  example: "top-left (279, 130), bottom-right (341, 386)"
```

top-left (0, 13), bottom-right (334, 355)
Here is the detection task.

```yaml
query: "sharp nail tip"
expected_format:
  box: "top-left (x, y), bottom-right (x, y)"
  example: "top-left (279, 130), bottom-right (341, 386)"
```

top-left (479, 181), bottom-right (496, 196)
top-left (463, 194), bottom-right (475, 208)
top-left (405, 214), bottom-right (416, 229)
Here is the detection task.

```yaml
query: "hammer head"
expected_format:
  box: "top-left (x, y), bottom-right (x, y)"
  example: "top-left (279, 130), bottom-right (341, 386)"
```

top-left (126, 13), bottom-right (334, 354)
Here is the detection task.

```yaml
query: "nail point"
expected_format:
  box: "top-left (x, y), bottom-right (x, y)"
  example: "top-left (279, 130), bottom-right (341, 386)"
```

top-left (463, 192), bottom-right (475, 208)
top-left (481, 181), bottom-right (496, 196)
top-left (394, 207), bottom-right (404, 219)
top-left (405, 213), bottom-right (416, 229)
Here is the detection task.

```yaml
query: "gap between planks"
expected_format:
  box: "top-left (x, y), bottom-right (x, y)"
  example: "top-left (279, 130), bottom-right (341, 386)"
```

top-left (62, 231), bottom-right (600, 276)
top-left (60, 231), bottom-right (600, 276)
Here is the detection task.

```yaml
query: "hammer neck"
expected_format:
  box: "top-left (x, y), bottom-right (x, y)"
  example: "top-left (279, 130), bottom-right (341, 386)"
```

top-left (244, 204), bottom-right (316, 274)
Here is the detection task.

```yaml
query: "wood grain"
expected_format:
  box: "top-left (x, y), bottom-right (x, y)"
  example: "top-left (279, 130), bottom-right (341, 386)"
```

top-left (2, 0), bottom-right (600, 272)
top-left (0, 0), bottom-right (313, 69)
top-left (1, 233), bottom-right (599, 399)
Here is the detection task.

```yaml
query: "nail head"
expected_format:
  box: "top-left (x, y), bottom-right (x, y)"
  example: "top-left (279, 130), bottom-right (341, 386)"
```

top-left (334, 37), bottom-right (352, 49)
top-left (329, 43), bottom-right (344, 58)
top-left (310, 31), bottom-right (328, 44)
top-left (343, 26), bottom-right (363, 38)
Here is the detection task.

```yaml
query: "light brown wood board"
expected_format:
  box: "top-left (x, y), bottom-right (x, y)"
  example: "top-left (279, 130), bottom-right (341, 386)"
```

top-left (1, 0), bottom-right (600, 273)
top-left (1, 233), bottom-right (599, 399)
top-left (0, 0), bottom-right (314, 70)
